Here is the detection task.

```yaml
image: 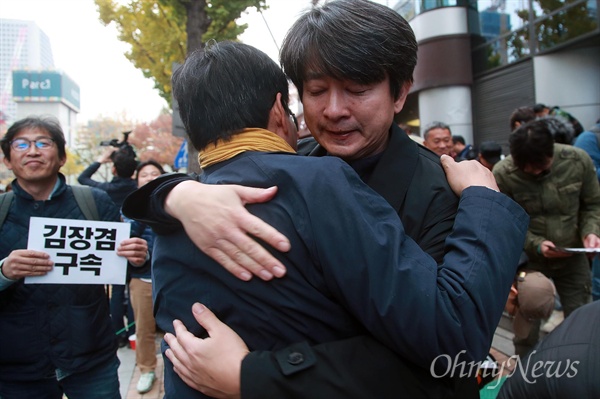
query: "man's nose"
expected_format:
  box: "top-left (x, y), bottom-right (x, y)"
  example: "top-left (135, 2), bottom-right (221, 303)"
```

top-left (25, 143), bottom-right (41, 155)
top-left (323, 91), bottom-right (350, 119)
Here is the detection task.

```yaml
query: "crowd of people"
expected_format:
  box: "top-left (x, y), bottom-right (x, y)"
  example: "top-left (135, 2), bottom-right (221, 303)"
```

top-left (0, 0), bottom-right (598, 398)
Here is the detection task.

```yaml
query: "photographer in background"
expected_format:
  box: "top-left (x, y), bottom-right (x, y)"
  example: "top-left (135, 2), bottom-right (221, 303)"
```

top-left (78, 143), bottom-right (139, 348)
top-left (78, 146), bottom-right (138, 208)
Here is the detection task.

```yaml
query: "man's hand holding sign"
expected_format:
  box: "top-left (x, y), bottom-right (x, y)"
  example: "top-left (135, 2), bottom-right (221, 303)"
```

top-left (18, 217), bottom-right (146, 285)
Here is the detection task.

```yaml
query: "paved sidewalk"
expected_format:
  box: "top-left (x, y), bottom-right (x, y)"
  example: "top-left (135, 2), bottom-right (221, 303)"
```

top-left (118, 341), bottom-right (164, 399)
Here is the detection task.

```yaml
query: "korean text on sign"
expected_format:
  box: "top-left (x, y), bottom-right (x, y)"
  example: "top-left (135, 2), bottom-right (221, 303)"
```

top-left (25, 217), bottom-right (131, 285)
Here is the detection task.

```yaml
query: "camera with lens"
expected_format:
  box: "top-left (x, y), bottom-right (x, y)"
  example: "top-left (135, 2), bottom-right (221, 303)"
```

top-left (100, 131), bottom-right (137, 160)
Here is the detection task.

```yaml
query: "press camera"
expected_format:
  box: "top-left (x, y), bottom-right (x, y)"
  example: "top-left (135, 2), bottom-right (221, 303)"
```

top-left (100, 131), bottom-right (136, 159)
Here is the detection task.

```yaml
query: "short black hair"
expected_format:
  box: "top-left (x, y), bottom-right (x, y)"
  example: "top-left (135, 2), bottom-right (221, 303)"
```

top-left (112, 151), bottom-right (138, 178)
top-left (135, 159), bottom-right (165, 181)
top-left (509, 118), bottom-right (562, 170)
top-left (452, 135), bottom-right (465, 145)
top-left (173, 41), bottom-right (290, 151)
top-left (509, 106), bottom-right (536, 131)
top-left (280, 0), bottom-right (417, 102)
top-left (1, 115), bottom-right (67, 161)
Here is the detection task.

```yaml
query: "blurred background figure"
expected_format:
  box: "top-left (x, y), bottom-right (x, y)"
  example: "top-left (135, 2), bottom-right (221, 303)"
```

top-left (478, 141), bottom-right (502, 171)
top-left (452, 135), bottom-right (477, 161)
top-left (534, 103), bottom-right (584, 137)
top-left (493, 117), bottom-right (600, 357)
top-left (422, 121), bottom-right (453, 157)
top-left (78, 145), bottom-right (139, 348)
top-left (122, 160), bottom-right (165, 394)
top-left (533, 103), bottom-right (551, 118)
top-left (498, 300), bottom-right (600, 399)
top-left (509, 106), bottom-right (536, 131)
top-left (574, 118), bottom-right (600, 302)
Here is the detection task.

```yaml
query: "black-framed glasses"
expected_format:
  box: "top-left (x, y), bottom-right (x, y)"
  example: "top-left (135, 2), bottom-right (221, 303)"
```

top-left (289, 112), bottom-right (298, 130)
top-left (10, 137), bottom-right (55, 152)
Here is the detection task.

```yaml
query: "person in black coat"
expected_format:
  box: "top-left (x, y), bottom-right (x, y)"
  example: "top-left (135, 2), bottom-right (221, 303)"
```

top-left (123, 21), bottom-right (527, 399)
top-left (497, 300), bottom-right (600, 399)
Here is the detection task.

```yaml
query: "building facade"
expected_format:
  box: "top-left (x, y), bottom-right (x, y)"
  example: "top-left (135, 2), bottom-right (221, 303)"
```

top-left (0, 19), bottom-right (80, 147)
top-left (0, 19), bottom-right (54, 124)
top-left (393, 0), bottom-right (600, 153)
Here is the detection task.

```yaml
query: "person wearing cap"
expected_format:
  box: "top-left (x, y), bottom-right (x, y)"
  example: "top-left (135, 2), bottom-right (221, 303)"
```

top-left (493, 117), bottom-right (600, 356)
top-left (510, 271), bottom-right (556, 341)
top-left (479, 141), bottom-right (503, 171)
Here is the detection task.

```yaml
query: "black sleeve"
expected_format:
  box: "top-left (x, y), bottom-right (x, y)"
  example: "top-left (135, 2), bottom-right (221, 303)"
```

top-left (241, 336), bottom-right (478, 399)
top-left (122, 173), bottom-right (197, 234)
top-left (77, 162), bottom-right (102, 186)
top-left (497, 301), bottom-right (600, 399)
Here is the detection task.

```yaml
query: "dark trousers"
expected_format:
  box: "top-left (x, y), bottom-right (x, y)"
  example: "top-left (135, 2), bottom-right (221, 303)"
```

top-left (110, 284), bottom-right (135, 338)
top-left (0, 356), bottom-right (120, 399)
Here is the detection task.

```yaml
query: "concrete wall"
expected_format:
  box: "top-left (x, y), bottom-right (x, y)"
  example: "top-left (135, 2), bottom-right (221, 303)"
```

top-left (419, 86), bottom-right (473, 143)
top-left (534, 46), bottom-right (600, 130)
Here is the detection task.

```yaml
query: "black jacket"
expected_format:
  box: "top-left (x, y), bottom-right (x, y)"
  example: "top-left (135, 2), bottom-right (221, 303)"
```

top-left (0, 175), bottom-right (119, 381)
top-left (123, 125), bottom-right (484, 398)
top-left (78, 161), bottom-right (137, 208)
top-left (241, 126), bottom-right (475, 399)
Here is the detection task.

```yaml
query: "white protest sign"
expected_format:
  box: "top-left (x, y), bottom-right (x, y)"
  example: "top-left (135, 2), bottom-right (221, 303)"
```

top-left (25, 217), bottom-right (131, 285)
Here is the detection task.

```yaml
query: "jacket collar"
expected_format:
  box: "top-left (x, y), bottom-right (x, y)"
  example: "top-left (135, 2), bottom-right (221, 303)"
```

top-left (11, 173), bottom-right (68, 201)
top-left (366, 124), bottom-right (418, 213)
top-left (305, 124), bottom-right (417, 213)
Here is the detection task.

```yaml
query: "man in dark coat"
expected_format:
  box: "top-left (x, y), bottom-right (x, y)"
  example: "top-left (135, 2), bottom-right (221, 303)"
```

top-left (123, 39), bottom-right (528, 398)
top-left (0, 116), bottom-right (148, 398)
top-left (123, 1), bottom-right (527, 398)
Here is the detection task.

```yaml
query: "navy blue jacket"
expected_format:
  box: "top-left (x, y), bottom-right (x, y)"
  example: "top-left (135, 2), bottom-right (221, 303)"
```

top-left (0, 175), bottom-right (120, 382)
top-left (122, 213), bottom-right (154, 280)
top-left (135, 151), bottom-right (528, 398)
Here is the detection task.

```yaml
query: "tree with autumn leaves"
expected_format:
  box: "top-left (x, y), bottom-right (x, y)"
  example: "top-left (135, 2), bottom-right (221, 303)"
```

top-left (94, 0), bottom-right (269, 172)
top-left (74, 114), bottom-right (184, 175)
top-left (94, 0), bottom-right (268, 107)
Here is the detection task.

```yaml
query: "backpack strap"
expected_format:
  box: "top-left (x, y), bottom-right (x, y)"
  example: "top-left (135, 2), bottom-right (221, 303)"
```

top-left (0, 191), bottom-right (14, 229)
top-left (71, 186), bottom-right (99, 221)
top-left (0, 187), bottom-right (98, 227)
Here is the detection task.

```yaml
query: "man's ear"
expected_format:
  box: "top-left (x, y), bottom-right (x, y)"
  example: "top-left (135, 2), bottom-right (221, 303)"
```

top-left (267, 93), bottom-right (297, 149)
top-left (267, 93), bottom-right (288, 134)
top-left (394, 81), bottom-right (413, 114)
top-left (2, 156), bottom-right (12, 171)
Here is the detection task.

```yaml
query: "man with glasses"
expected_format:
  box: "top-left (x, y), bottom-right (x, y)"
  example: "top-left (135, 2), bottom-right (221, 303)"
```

top-left (0, 116), bottom-right (148, 399)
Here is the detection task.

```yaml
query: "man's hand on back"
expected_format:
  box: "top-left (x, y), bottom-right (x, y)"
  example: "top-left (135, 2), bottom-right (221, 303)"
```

top-left (164, 303), bottom-right (248, 399)
top-left (165, 182), bottom-right (291, 281)
top-left (440, 155), bottom-right (499, 195)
